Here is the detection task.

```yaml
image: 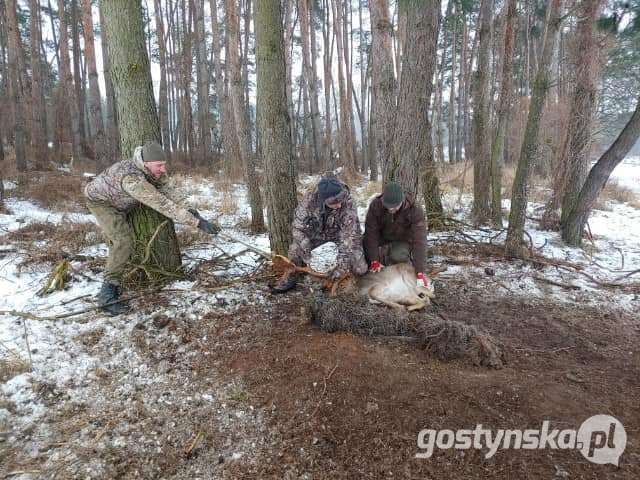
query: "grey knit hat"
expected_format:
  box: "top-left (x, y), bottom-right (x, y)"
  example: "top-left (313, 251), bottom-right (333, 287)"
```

top-left (382, 182), bottom-right (404, 209)
top-left (140, 141), bottom-right (167, 163)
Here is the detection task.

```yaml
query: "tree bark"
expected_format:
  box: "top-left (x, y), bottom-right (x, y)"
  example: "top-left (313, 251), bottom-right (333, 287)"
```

top-left (488, 0), bottom-right (516, 228)
top-left (332, 0), bottom-right (356, 174)
top-left (557, 0), bottom-right (605, 233)
top-left (255, 0), bottom-right (297, 255)
top-left (99, 2), bottom-right (120, 160)
top-left (448, 1), bottom-right (456, 164)
top-left (368, 0), bottom-right (396, 180)
top-left (100, 0), bottom-right (182, 283)
top-left (153, 0), bottom-right (171, 151)
top-left (193, 0), bottom-right (211, 163)
top-left (225, 0), bottom-right (265, 232)
top-left (470, 0), bottom-right (492, 224)
top-left (299, 0), bottom-right (320, 172)
top-left (209, 0), bottom-right (241, 176)
top-left (70, 0), bottom-right (87, 148)
top-left (29, 0), bottom-right (48, 169)
top-left (385, 0), bottom-right (443, 229)
top-left (81, 0), bottom-right (108, 168)
top-left (322, 0), bottom-right (334, 168)
top-left (561, 96), bottom-right (640, 246)
top-left (6, 0), bottom-right (26, 171)
top-left (505, 0), bottom-right (562, 256)
top-left (455, 15), bottom-right (467, 163)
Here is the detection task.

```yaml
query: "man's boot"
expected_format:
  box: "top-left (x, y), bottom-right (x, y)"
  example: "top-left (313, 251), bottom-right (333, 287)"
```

top-left (97, 282), bottom-right (130, 316)
top-left (271, 270), bottom-right (300, 294)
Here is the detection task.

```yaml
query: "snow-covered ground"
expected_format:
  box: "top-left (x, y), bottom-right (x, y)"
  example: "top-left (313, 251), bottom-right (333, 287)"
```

top-left (1, 157), bottom-right (639, 477)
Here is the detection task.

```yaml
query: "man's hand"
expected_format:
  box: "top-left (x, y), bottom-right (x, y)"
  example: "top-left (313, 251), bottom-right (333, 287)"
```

top-left (197, 218), bottom-right (221, 235)
top-left (416, 272), bottom-right (430, 288)
top-left (369, 261), bottom-right (383, 273)
top-left (330, 268), bottom-right (347, 281)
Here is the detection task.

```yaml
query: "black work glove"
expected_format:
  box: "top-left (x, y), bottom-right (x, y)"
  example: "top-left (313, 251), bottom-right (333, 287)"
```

top-left (197, 218), bottom-right (221, 235)
top-left (188, 208), bottom-right (201, 219)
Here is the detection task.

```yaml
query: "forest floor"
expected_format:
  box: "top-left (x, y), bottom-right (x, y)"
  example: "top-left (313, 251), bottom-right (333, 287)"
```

top-left (1, 158), bottom-right (640, 479)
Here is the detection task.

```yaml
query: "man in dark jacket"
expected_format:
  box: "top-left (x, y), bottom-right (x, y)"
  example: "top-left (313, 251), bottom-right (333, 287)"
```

top-left (362, 182), bottom-right (429, 287)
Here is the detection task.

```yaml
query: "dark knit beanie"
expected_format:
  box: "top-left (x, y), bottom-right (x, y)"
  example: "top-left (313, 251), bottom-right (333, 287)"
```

top-left (382, 182), bottom-right (404, 208)
top-left (141, 141), bottom-right (167, 163)
top-left (317, 177), bottom-right (344, 205)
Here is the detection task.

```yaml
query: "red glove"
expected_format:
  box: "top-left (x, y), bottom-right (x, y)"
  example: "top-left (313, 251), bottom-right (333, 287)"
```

top-left (369, 261), bottom-right (383, 273)
top-left (416, 272), bottom-right (430, 288)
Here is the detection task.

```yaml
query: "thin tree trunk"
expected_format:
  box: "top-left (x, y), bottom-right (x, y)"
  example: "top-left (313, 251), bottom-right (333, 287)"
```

top-left (561, 96), bottom-right (640, 246)
top-left (255, 0), bottom-right (297, 255)
top-left (71, 0), bottom-right (87, 148)
top-left (153, 0), bottom-right (171, 150)
top-left (488, 0), bottom-right (516, 228)
top-left (81, 0), bottom-right (107, 168)
top-left (99, 2), bottom-right (120, 160)
top-left (448, 1), bottom-right (456, 164)
top-left (6, 0), bottom-right (26, 171)
top-left (29, 0), bottom-right (48, 169)
top-left (332, 0), bottom-right (356, 174)
top-left (557, 0), bottom-right (605, 234)
top-left (226, 0), bottom-right (265, 232)
top-left (299, 0), bottom-right (320, 173)
top-left (194, 0), bottom-right (211, 163)
top-left (505, 0), bottom-right (562, 256)
top-left (455, 14), bottom-right (467, 163)
top-left (100, 0), bottom-right (182, 283)
top-left (470, 0), bottom-right (492, 224)
top-left (322, 0), bottom-right (334, 168)
top-left (308, 2), bottom-right (323, 170)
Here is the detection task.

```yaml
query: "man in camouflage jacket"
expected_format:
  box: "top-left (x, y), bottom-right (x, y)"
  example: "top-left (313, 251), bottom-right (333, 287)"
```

top-left (85, 141), bottom-right (220, 315)
top-left (272, 175), bottom-right (367, 293)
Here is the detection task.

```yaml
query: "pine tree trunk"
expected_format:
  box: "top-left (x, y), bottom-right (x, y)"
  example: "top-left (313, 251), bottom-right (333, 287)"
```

top-left (100, 0), bottom-right (182, 283)
top-left (557, 0), bottom-right (605, 232)
top-left (81, 0), bottom-right (107, 168)
top-left (332, 0), bottom-right (356, 174)
top-left (386, 0), bottom-right (443, 231)
top-left (322, 0), bottom-right (334, 168)
top-left (455, 15), bottom-right (467, 163)
top-left (70, 0), bottom-right (87, 149)
top-left (6, 0), bottom-right (26, 171)
top-left (209, 0), bottom-right (241, 176)
top-left (470, 0), bottom-right (492, 224)
top-left (448, 1), bottom-right (456, 164)
top-left (505, 0), bottom-right (562, 256)
top-left (255, 0), bottom-right (297, 255)
top-left (194, 0), bottom-right (211, 163)
top-left (489, 0), bottom-right (516, 228)
top-left (154, 0), bottom-right (171, 151)
top-left (561, 96), bottom-right (640, 246)
top-left (29, 0), bottom-right (48, 169)
top-left (226, 0), bottom-right (265, 232)
top-left (99, 2), bottom-right (120, 160)
top-left (299, 0), bottom-right (320, 172)
top-left (368, 0), bottom-right (396, 180)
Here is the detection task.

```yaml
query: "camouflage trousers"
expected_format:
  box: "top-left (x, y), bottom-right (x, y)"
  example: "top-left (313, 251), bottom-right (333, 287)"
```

top-left (288, 234), bottom-right (368, 276)
top-left (87, 200), bottom-right (133, 286)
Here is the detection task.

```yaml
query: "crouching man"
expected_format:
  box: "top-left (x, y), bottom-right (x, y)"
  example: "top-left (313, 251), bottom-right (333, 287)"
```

top-left (272, 175), bottom-right (368, 293)
top-left (85, 141), bottom-right (220, 315)
top-left (363, 182), bottom-right (429, 287)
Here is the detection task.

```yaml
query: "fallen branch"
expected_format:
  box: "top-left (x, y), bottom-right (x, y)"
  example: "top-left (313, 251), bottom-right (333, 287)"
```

top-left (532, 274), bottom-right (581, 291)
top-left (310, 362), bottom-right (339, 418)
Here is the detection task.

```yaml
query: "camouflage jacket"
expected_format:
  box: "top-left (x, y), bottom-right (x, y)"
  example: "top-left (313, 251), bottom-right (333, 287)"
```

top-left (84, 157), bottom-right (198, 227)
top-left (291, 181), bottom-right (364, 274)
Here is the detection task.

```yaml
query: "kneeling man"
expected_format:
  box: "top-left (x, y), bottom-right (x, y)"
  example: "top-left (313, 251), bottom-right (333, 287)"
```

top-left (363, 182), bottom-right (429, 287)
top-left (272, 175), bottom-right (367, 293)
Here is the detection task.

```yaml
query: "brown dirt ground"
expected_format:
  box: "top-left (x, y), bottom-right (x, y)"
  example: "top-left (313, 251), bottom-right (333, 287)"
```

top-left (194, 279), bottom-right (640, 479)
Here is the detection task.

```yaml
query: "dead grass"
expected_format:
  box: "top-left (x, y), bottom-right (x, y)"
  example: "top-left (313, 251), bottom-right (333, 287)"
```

top-left (595, 180), bottom-right (640, 210)
top-left (10, 172), bottom-right (87, 211)
top-left (7, 220), bottom-right (102, 269)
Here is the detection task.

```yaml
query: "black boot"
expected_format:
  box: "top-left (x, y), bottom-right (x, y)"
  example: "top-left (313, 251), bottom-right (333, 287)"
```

top-left (97, 282), bottom-right (130, 316)
top-left (271, 271), bottom-right (300, 294)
